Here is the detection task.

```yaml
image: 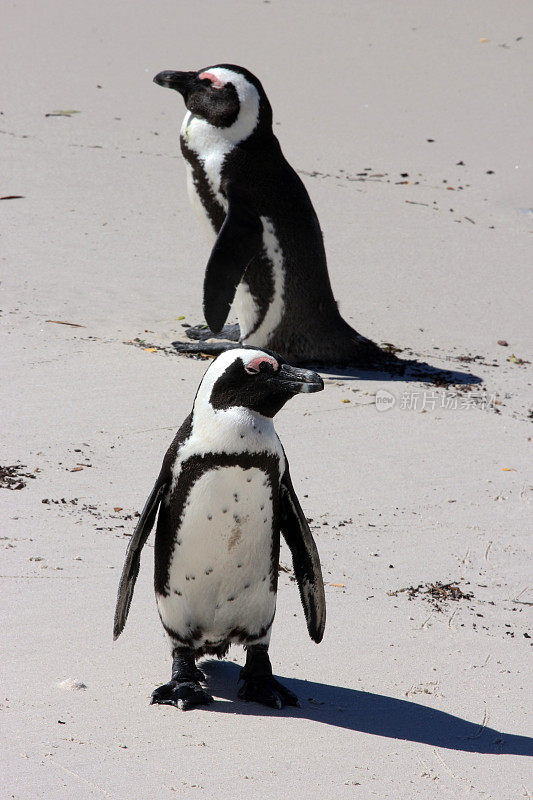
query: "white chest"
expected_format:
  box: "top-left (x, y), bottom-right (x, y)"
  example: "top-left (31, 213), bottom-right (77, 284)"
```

top-left (172, 464), bottom-right (275, 579)
top-left (181, 112), bottom-right (230, 203)
top-left (157, 464), bottom-right (278, 645)
top-left (180, 114), bottom-right (285, 341)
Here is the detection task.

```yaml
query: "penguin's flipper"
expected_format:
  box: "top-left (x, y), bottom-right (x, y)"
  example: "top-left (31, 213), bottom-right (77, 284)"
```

top-left (203, 187), bottom-right (263, 334)
top-left (113, 479), bottom-right (167, 640)
top-left (279, 470), bottom-right (326, 643)
top-left (114, 415), bottom-right (192, 640)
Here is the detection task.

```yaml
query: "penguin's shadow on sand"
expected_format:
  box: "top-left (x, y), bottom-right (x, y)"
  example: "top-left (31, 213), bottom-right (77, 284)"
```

top-left (316, 355), bottom-right (482, 386)
top-left (175, 335), bottom-right (482, 386)
top-left (199, 660), bottom-right (532, 756)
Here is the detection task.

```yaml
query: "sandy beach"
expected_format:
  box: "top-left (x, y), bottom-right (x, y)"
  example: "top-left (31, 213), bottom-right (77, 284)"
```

top-left (2, 1), bottom-right (532, 797)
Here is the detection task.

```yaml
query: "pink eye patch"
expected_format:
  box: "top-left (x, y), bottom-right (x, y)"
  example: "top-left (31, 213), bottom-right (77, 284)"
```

top-left (198, 71), bottom-right (225, 89)
top-left (244, 355), bottom-right (279, 374)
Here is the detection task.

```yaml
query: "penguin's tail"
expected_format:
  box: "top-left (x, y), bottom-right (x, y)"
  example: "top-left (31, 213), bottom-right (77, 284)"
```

top-left (325, 313), bottom-right (398, 369)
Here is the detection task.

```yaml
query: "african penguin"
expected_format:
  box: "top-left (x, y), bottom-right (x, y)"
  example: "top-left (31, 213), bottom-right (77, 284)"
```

top-left (153, 64), bottom-right (384, 367)
top-left (114, 347), bottom-right (326, 710)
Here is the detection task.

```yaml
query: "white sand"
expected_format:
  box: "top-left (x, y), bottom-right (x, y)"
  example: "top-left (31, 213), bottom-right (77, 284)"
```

top-left (2, 1), bottom-right (531, 798)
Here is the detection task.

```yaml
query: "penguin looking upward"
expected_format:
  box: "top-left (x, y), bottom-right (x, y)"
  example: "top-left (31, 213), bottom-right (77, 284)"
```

top-left (153, 64), bottom-right (384, 367)
top-left (114, 347), bottom-right (326, 710)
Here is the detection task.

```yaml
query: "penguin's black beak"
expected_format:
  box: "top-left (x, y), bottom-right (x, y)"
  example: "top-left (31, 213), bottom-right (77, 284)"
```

top-left (153, 70), bottom-right (197, 98)
top-left (273, 364), bottom-right (324, 394)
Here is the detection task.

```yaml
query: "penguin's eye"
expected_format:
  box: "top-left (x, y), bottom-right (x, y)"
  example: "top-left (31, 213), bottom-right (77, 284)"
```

top-left (244, 356), bottom-right (279, 375)
top-left (198, 71), bottom-right (225, 90)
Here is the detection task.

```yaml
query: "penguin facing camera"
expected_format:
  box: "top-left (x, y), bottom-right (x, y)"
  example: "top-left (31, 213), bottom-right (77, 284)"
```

top-left (114, 347), bottom-right (326, 710)
top-left (154, 64), bottom-right (385, 367)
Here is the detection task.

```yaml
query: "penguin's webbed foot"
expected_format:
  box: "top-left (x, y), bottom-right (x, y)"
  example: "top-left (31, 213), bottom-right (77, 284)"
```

top-left (150, 679), bottom-right (213, 711)
top-left (237, 674), bottom-right (299, 710)
top-left (185, 323), bottom-right (240, 342)
top-left (172, 340), bottom-right (240, 357)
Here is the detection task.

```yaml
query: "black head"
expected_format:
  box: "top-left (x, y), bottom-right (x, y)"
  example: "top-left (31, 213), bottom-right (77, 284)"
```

top-left (197, 347), bottom-right (323, 419)
top-left (153, 64), bottom-right (273, 134)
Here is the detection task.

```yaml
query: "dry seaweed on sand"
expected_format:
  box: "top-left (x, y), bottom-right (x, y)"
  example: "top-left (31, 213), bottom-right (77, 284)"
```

top-left (388, 581), bottom-right (474, 611)
top-left (124, 337), bottom-right (213, 361)
top-left (0, 464), bottom-right (37, 490)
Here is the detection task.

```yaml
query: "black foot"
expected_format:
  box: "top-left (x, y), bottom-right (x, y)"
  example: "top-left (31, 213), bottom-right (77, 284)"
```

top-left (151, 680), bottom-right (213, 711)
top-left (185, 323), bottom-right (241, 342)
top-left (151, 646), bottom-right (212, 710)
top-left (238, 644), bottom-right (299, 709)
top-left (238, 674), bottom-right (299, 709)
top-left (171, 339), bottom-right (240, 357)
